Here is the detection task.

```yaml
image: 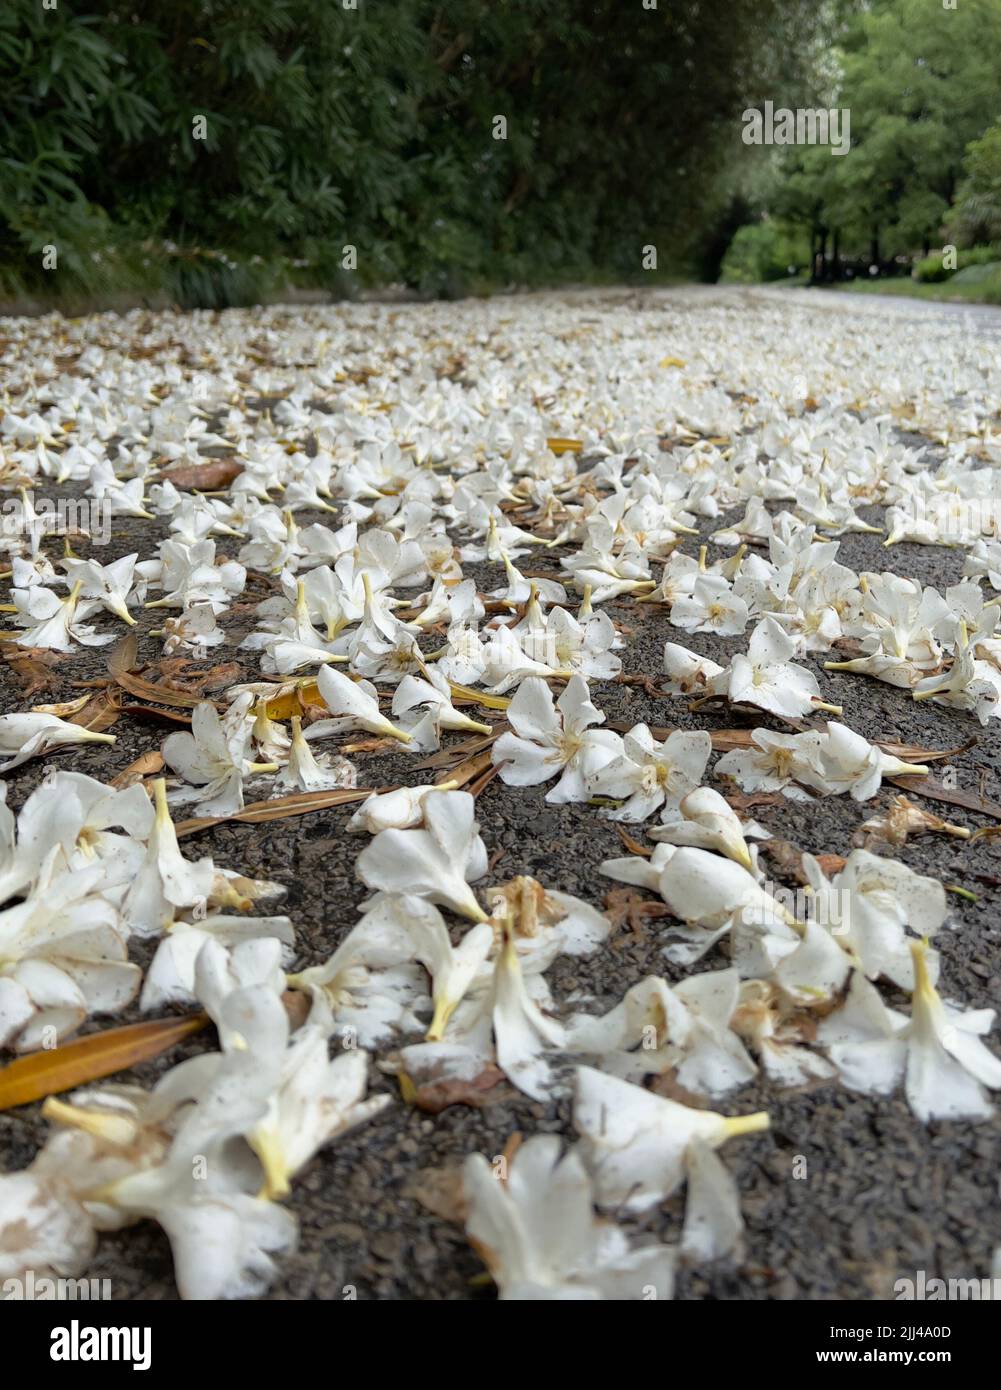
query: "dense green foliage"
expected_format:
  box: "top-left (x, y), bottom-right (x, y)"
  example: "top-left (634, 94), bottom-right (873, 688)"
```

top-left (719, 221), bottom-right (812, 284)
top-left (726, 0), bottom-right (1001, 283)
top-left (913, 245), bottom-right (1000, 284)
top-left (949, 123), bottom-right (1001, 249)
top-left (0, 0), bottom-right (821, 305)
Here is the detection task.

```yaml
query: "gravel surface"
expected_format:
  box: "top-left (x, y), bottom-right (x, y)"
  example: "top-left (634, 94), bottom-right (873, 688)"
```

top-left (1, 287), bottom-right (1000, 1301)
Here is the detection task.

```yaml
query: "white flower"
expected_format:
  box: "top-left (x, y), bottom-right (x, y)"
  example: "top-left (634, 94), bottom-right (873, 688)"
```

top-left (588, 725), bottom-right (711, 823)
top-left (510, 601), bottom-right (622, 683)
top-left (159, 601), bottom-right (226, 657)
top-left (493, 675), bottom-right (619, 804)
top-left (391, 669), bottom-right (491, 750)
top-left (912, 636), bottom-right (1001, 724)
top-left (681, 1138), bottom-right (746, 1262)
top-left (463, 1136), bottom-right (676, 1300)
top-left (355, 789), bottom-right (489, 921)
top-left (0, 1171), bottom-right (96, 1282)
top-left (800, 722), bottom-right (929, 799)
top-left (658, 846), bottom-right (795, 933)
top-left (347, 782), bottom-right (453, 834)
top-left (671, 573), bottom-right (749, 636)
top-left (649, 786), bottom-right (756, 868)
top-left (289, 894), bottom-right (466, 1046)
top-left (714, 727), bottom-right (826, 800)
top-left (163, 692), bottom-right (276, 815)
top-left (0, 769), bottom-right (151, 898)
top-left (121, 779), bottom-right (217, 937)
top-left (568, 969), bottom-right (756, 1095)
top-left (274, 716), bottom-right (356, 793)
top-left (820, 945), bottom-right (1001, 1122)
top-left (145, 538), bottom-right (246, 612)
top-left (141, 916), bottom-right (295, 1012)
top-left (599, 841), bottom-right (677, 892)
top-left (731, 980), bottom-right (836, 1085)
top-left (728, 617), bottom-right (840, 720)
top-left (61, 554), bottom-right (138, 625)
top-left (816, 849), bottom-right (947, 990)
top-left (573, 1066), bottom-right (768, 1212)
top-left (436, 620), bottom-right (487, 685)
top-left (13, 581), bottom-right (115, 650)
top-left (0, 712), bottom-right (116, 773)
top-left (661, 641), bottom-right (727, 695)
top-left (0, 856), bottom-right (138, 1050)
top-left (484, 875), bottom-right (610, 968)
top-left (248, 1032), bottom-right (391, 1201)
top-left (308, 666), bottom-right (412, 744)
top-left (489, 917), bottom-right (566, 1098)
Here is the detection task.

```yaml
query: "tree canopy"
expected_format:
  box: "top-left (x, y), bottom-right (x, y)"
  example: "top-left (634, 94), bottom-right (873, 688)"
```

top-left (0, 0), bottom-right (823, 303)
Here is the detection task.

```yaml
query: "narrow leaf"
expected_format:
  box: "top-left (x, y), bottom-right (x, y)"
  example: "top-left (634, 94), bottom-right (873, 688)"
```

top-left (0, 1014), bottom-right (208, 1112)
top-left (887, 775), bottom-right (1001, 822)
top-left (174, 786), bottom-right (379, 837)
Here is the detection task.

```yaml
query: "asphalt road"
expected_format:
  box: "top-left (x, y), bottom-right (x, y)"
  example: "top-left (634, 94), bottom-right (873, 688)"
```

top-left (1, 288), bottom-right (999, 1301)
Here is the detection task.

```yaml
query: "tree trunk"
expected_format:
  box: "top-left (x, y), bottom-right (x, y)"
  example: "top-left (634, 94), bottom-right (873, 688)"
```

top-left (692, 195), bottom-right (752, 283)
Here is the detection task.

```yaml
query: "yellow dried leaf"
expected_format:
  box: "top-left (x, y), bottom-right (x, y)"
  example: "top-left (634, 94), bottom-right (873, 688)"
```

top-left (0, 1014), bottom-right (208, 1112)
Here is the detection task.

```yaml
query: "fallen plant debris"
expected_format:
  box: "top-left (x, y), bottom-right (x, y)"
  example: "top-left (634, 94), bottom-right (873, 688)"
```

top-left (173, 785), bottom-right (379, 837)
top-left (0, 289), bottom-right (1000, 1306)
top-left (855, 795), bottom-right (972, 849)
top-left (0, 1014), bottom-right (208, 1112)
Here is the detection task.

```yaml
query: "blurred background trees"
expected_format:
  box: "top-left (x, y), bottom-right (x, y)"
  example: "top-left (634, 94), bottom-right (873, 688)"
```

top-left (0, 0), bottom-right (821, 304)
top-left (2, 0), bottom-right (998, 306)
top-left (722, 0), bottom-right (1001, 296)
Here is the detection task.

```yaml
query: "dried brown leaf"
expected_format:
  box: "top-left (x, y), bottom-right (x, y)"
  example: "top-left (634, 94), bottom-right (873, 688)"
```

top-left (887, 774), bottom-right (1001, 822)
top-left (68, 688), bottom-right (122, 733)
top-left (174, 785), bottom-right (379, 837)
top-left (877, 736), bottom-right (977, 765)
top-left (160, 458), bottom-right (244, 490)
top-left (437, 747), bottom-right (494, 790)
top-left (402, 1166), bottom-right (467, 1224)
top-left (110, 750), bottom-right (164, 789)
top-left (615, 824), bottom-right (652, 857)
top-left (120, 704), bottom-right (193, 725)
top-left (0, 1014), bottom-right (208, 1111)
top-left (604, 887), bottom-right (672, 947)
top-left (405, 1062), bottom-right (508, 1113)
top-left (1, 643), bottom-right (64, 697)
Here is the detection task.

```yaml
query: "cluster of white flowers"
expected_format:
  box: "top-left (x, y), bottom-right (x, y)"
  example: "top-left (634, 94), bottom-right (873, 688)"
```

top-left (1, 291), bottom-right (999, 1301)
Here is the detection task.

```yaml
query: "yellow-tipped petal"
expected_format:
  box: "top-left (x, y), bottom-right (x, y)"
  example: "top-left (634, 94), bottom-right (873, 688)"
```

top-left (722, 1111), bottom-right (770, 1140)
top-left (42, 1097), bottom-right (136, 1146)
top-left (252, 1129), bottom-right (291, 1201)
top-left (426, 996), bottom-right (457, 1043)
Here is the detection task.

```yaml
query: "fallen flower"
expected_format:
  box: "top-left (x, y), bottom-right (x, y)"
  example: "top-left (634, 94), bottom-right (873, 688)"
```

top-left (355, 789), bottom-right (490, 921)
top-left (649, 786), bottom-right (759, 869)
top-left (492, 675), bottom-right (619, 804)
top-left (308, 666), bottom-right (412, 744)
top-left (856, 795), bottom-right (971, 849)
top-left (463, 1134), bottom-right (676, 1300)
top-left (0, 712), bottom-right (116, 773)
top-left (820, 944), bottom-right (1001, 1121)
top-left (587, 725), bottom-right (711, 823)
top-left (573, 1065), bottom-right (769, 1212)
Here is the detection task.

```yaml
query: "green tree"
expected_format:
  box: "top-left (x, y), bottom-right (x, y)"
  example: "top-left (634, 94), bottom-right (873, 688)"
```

top-left (0, 0), bottom-right (829, 303)
top-left (949, 122), bottom-right (1001, 247)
